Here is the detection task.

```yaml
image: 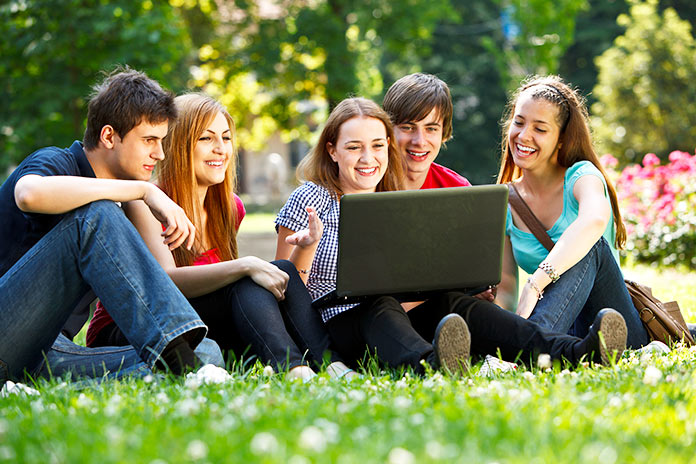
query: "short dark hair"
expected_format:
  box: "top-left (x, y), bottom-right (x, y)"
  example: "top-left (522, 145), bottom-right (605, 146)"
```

top-left (83, 66), bottom-right (177, 150)
top-left (382, 73), bottom-right (453, 142)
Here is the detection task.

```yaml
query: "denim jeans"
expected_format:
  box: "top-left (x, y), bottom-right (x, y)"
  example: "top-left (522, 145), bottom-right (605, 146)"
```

top-left (33, 334), bottom-right (223, 380)
top-left (190, 259), bottom-right (338, 371)
top-left (528, 238), bottom-right (648, 348)
top-left (0, 200), bottom-right (207, 382)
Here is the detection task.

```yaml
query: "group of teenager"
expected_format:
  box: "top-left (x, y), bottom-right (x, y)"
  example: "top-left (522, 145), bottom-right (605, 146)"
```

top-left (0, 66), bottom-right (651, 385)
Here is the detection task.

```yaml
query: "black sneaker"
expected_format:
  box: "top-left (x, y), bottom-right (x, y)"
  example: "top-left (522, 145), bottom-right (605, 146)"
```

top-left (589, 308), bottom-right (627, 365)
top-left (432, 314), bottom-right (471, 374)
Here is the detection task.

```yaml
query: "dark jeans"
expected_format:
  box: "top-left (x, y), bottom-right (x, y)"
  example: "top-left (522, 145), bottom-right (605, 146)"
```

top-left (326, 296), bottom-right (433, 373)
top-left (327, 292), bottom-right (596, 373)
top-left (190, 259), bottom-right (336, 371)
top-left (408, 292), bottom-right (587, 364)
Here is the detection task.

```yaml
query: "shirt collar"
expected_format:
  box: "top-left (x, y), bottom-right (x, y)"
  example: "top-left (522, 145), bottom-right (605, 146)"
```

top-left (69, 141), bottom-right (96, 178)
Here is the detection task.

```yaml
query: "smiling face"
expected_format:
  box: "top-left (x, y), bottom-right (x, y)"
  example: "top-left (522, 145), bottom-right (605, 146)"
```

top-left (327, 116), bottom-right (389, 195)
top-left (103, 120), bottom-right (169, 180)
top-left (508, 92), bottom-right (563, 171)
top-left (393, 107), bottom-right (443, 186)
top-left (193, 111), bottom-right (233, 189)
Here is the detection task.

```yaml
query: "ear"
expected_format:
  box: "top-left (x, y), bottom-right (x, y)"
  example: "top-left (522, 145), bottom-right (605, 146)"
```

top-left (100, 125), bottom-right (118, 149)
top-left (326, 142), bottom-right (337, 162)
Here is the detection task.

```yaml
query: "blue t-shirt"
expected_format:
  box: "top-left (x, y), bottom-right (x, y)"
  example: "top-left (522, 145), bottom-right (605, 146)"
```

top-left (505, 160), bottom-right (618, 274)
top-left (0, 141), bottom-right (95, 277)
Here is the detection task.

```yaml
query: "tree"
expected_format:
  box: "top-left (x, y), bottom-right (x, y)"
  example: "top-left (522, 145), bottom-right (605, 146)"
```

top-left (0, 0), bottom-right (193, 173)
top-left (413, 0), bottom-right (509, 184)
top-left (592, 0), bottom-right (696, 164)
top-left (192, 0), bottom-right (455, 149)
top-left (559, 0), bottom-right (629, 103)
top-left (481, 0), bottom-right (588, 91)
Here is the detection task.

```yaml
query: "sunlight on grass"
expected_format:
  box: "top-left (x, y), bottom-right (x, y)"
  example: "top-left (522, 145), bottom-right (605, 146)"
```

top-left (238, 213), bottom-right (277, 235)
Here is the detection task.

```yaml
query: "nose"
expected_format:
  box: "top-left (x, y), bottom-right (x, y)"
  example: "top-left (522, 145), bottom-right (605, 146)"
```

top-left (152, 140), bottom-right (165, 161)
top-left (411, 128), bottom-right (425, 146)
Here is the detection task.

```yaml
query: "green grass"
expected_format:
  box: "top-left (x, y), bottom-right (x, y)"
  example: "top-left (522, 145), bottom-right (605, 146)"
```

top-left (238, 213), bottom-right (277, 235)
top-left (3, 263), bottom-right (696, 463)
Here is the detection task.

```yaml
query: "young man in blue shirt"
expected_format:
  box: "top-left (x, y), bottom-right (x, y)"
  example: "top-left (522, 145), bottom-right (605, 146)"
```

top-left (0, 68), bottom-right (219, 383)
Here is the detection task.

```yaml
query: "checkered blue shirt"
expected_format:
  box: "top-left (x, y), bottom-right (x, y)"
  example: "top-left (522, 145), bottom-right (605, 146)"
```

top-left (275, 182), bottom-right (357, 322)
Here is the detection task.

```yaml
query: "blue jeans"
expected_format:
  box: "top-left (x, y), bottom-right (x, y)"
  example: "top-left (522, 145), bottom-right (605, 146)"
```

top-left (528, 238), bottom-right (648, 348)
top-left (34, 334), bottom-right (223, 380)
top-left (0, 200), bottom-right (207, 382)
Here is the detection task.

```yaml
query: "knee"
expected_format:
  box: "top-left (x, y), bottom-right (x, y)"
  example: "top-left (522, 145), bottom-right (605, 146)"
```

top-left (367, 296), bottom-right (404, 318)
top-left (272, 259), bottom-right (297, 275)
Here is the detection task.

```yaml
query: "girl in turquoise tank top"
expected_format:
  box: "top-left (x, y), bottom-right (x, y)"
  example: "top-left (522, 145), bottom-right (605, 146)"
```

top-left (495, 75), bottom-right (648, 349)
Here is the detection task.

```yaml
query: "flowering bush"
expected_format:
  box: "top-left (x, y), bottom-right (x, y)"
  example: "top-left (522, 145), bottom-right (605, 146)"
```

top-left (601, 151), bottom-right (696, 267)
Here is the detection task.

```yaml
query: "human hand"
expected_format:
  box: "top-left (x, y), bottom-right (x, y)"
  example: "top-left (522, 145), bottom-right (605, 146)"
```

top-left (472, 285), bottom-right (497, 302)
top-left (515, 282), bottom-right (540, 319)
top-left (142, 184), bottom-right (196, 250)
top-left (241, 256), bottom-right (290, 301)
top-left (285, 206), bottom-right (323, 249)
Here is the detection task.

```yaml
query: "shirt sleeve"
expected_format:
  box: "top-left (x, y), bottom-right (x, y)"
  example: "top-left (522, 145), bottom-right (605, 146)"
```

top-left (233, 193), bottom-right (246, 230)
top-left (275, 182), bottom-right (331, 233)
top-left (566, 161), bottom-right (608, 209)
top-left (16, 148), bottom-right (79, 179)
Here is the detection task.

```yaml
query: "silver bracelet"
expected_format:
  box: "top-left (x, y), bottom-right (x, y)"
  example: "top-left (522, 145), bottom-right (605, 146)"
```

top-left (527, 277), bottom-right (544, 300)
top-left (539, 261), bottom-right (560, 283)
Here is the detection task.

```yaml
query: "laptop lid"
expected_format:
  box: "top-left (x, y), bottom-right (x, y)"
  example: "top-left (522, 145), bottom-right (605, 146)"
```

top-left (331, 185), bottom-right (508, 303)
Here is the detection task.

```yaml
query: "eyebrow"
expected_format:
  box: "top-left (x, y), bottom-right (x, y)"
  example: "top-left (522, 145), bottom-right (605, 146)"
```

top-left (344, 137), bottom-right (387, 144)
top-left (514, 115), bottom-right (551, 125)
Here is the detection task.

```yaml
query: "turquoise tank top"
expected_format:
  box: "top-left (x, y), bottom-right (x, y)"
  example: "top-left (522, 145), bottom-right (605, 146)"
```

top-left (505, 160), bottom-right (619, 274)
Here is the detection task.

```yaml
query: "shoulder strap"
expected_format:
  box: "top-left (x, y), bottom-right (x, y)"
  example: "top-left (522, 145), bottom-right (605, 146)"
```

top-left (506, 183), bottom-right (555, 252)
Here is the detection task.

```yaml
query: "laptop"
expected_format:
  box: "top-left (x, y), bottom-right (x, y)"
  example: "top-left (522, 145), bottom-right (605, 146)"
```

top-left (312, 184), bottom-right (509, 308)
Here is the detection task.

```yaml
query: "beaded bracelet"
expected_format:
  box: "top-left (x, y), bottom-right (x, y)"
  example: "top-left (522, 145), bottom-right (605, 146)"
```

top-left (527, 277), bottom-right (544, 300)
top-left (539, 261), bottom-right (560, 283)
top-left (298, 268), bottom-right (309, 275)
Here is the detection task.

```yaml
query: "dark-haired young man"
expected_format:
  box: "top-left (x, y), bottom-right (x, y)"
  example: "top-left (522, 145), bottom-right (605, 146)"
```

top-left (0, 68), bottom-right (219, 383)
top-left (383, 73), bottom-right (471, 190)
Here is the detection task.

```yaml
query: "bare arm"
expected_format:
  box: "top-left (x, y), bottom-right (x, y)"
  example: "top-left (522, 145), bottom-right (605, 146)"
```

top-left (516, 174), bottom-right (611, 318)
top-left (275, 206), bottom-right (323, 284)
top-left (15, 174), bottom-right (196, 250)
top-left (494, 235), bottom-right (519, 311)
top-left (124, 200), bottom-right (289, 300)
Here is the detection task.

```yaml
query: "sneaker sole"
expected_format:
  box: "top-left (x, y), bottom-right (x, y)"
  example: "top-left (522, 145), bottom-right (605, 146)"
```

top-left (598, 309), bottom-right (628, 365)
top-left (434, 314), bottom-right (471, 374)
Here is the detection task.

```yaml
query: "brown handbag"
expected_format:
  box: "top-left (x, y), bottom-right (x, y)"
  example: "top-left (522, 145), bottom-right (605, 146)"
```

top-left (507, 183), bottom-right (694, 346)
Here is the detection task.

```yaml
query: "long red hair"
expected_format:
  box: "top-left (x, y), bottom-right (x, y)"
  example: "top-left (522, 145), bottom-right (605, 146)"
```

top-left (159, 93), bottom-right (239, 266)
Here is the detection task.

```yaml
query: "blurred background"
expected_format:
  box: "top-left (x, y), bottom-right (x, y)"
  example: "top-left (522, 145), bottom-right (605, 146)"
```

top-left (2, 0), bottom-right (695, 204)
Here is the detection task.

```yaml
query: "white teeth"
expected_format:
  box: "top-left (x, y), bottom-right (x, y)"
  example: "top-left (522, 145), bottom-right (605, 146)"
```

top-left (516, 144), bottom-right (535, 154)
top-left (408, 150), bottom-right (428, 158)
top-left (356, 167), bottom-right (376, 174)
top-left (206, 160), bottom-right (224, 166)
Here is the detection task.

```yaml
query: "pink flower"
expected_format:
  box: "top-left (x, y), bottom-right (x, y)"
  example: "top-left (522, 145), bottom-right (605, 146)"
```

top-left (600, 154), bottom-right (619, 168)
top-left (642, 153), bottom-right (660, 167)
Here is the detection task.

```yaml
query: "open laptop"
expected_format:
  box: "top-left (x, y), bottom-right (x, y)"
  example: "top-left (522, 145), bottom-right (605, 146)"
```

top-left (312, 184), bottom-right (509, 308)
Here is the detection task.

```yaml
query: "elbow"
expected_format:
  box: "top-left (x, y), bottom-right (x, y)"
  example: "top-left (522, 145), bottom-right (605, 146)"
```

top-left (14, 184), bottom-right (39, 212)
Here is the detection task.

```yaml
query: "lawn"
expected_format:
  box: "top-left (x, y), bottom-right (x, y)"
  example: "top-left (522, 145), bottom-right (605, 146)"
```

top-left (2, 263), bottom-right (696, 464)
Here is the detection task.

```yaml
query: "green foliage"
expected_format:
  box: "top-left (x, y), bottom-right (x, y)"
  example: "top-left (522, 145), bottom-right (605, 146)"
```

top-left (413, 0), bottom-right (509, 184)
top-left (482, 0), bottom-right (589, 90)
top-left (559, 0), bottom-right (629, 103)
top-left (0, 0), bottom-right (193, 172)
top-left (592, 0), bottom-right (696, 164)
top-left (193, 0), bottom-right (455, 149)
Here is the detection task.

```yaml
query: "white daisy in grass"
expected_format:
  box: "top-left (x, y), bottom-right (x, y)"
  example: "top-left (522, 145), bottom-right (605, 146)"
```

top-left (250, 431), bottom-right (278, 455)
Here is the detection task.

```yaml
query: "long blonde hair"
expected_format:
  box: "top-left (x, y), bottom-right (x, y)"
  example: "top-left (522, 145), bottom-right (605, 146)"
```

top-left (159, 93), bottom-right (239, 266)
top-left (297, 97), bottom-right (404, 197)
top-left (497, 75), bottom-right (626, 248)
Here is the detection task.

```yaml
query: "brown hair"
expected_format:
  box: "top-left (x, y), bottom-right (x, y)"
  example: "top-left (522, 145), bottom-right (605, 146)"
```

top-left (83, 66), bottom-right (176, 150)
top-left (497, 75), bottom-right (626, 248)
top-left (159, 93), bottom-right (238, 266)
top-left (382, 73), bottom-right (453, 143)
top-left (297, 97), bottom-right (404, 196)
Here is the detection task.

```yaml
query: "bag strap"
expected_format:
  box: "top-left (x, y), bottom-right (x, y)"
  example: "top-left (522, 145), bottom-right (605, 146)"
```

top-left (506, 183), bottom-right (556, 252)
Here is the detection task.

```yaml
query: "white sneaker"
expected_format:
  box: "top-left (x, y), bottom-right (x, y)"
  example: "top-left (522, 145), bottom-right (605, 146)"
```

top-left (635, 340), bottom-right (671, 355)
top-left (185, 364), bottom-right (233, 387)
top-left (477, 355), bottom-right (518, 377)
